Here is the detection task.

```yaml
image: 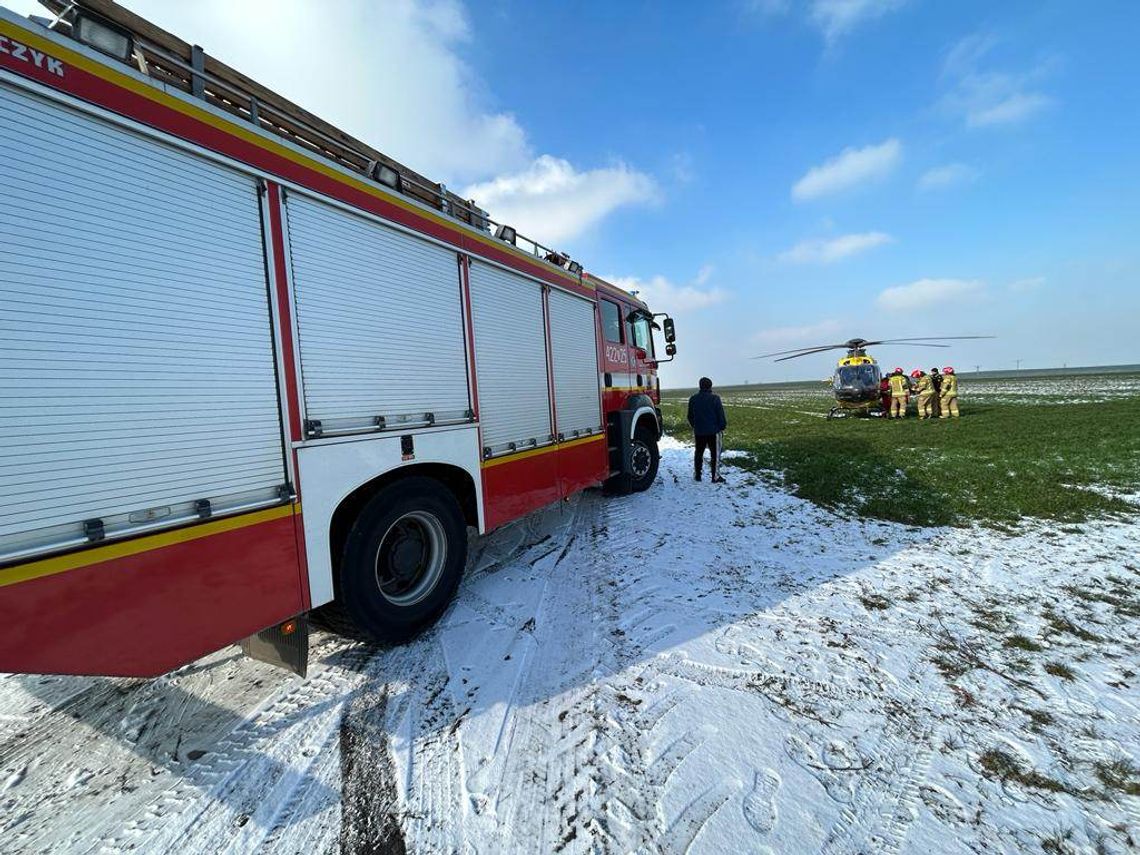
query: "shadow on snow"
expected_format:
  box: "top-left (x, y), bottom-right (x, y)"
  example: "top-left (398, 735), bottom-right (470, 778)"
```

top-left (9, 440), bottom-right (937, 848)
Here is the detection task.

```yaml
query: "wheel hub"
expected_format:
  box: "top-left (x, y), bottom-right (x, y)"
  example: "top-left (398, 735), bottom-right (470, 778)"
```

top-left (631, 442), bottom-right (652, 477)
top-left (389, 530), bottom-right (425, 578)
top-left (374, 511), bottom-right (447, 607)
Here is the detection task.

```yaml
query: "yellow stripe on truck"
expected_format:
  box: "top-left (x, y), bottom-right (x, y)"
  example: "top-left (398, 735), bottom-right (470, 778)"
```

top-left (480, 434), bottom-right (604, 469)
top-left (0, 504), bottom-right (297, 589)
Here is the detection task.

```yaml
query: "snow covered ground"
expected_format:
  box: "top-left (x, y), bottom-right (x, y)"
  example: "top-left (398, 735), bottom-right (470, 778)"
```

top-left (1, 439), bottom-right (1138, 854)
top-left (671, 373), bottom-right (1140, 408)
top-left (961, 374), bottom-right (1140, 405)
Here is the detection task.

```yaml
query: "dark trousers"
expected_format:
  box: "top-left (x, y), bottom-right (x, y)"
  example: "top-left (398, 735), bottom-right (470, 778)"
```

top-left (695, 433), bottom-right (719, 477)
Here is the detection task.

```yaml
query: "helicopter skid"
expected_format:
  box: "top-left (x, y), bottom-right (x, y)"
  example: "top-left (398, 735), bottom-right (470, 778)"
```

top-left (828, 403), bottom-right (885, 419)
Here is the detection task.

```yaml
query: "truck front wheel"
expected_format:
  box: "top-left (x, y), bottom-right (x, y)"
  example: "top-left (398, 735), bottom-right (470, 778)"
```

top-left (629, 428), bottom-right (660, 492)
top-left (323, 477), bottom-right (467, 643)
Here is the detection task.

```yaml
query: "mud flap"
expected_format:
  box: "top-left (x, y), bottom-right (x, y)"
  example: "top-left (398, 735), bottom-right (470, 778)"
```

top-left (240, 614), bottom-right (309, 678)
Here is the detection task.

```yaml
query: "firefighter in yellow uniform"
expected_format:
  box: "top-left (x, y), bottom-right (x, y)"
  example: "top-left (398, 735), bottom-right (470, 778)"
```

top-left (940, 366), bottom-right (960, 418)
top-left (887, 367), bottom-right (909, 418)
top-left (911, 369), bottom-right (934, 418)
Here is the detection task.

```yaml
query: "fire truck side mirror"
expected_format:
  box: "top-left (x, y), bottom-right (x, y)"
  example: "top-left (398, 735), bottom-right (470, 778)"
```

top-left (666, 342), bottom-right (677, 357)
top-left (662, 317), bottom-right (676, 343)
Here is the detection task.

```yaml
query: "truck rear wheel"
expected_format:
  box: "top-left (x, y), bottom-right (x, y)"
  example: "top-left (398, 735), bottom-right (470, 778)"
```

top-left (629, 428), bottom-right (660, 492)
top-left (322, 477), bottom-right (466, 643)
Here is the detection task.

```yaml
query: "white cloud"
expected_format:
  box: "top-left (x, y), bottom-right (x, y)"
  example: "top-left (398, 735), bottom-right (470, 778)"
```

top-left (940, 33), bottom-right (1056, 128)
top-left (115, 0), bottom-right (529, 184)
top-left (942, 32), bottom-right (999, 79)
top-left (752, 319), bottom-right (842, 347)
top-left (810, 0), bottom-right (908, 45)
top-left (1009, 276), bottom-right (1045, 293)
top-left (966, 91), bottom-right (1051, 127)
top-left (792, 138), bottom-right (902, 201)
top-left (917, 163), bottom-right (980, 191)
top-left (462, 156), bottom-right (657, 244)
top-left (748, 0), bottom-right (908, 44)
top-left (779, 231), bottom-right (894, 264)
top-left (877, 278), bottom-right (986, 310)
top-left (606, 272), bottom-right (728, 313)
top-left (91, 0), bottom-right (654, 248)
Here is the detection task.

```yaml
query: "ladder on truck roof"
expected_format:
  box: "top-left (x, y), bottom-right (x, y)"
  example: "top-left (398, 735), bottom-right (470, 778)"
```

top-left (34, 0), bottom-right (584, 276)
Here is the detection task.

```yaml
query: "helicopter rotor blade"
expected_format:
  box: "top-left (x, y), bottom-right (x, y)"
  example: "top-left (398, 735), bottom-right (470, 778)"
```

top-left (752, 335), bottom-right (994, 361)
top-left (859, 341), bottom-right (952, 349)
top-left (772, 346), bottom-right (853, 362)
top-left (751, 343), bottom-right (850, 360)
top-left (864, 336), bottom-right (996, 345)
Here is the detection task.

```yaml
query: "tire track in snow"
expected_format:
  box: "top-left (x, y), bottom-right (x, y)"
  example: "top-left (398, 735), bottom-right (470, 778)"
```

top-left (383, 641), bottom-right (466, 855)
top-left (0, 647), bottom-right (306, 853)
top-left (339, 686), bottom-right (406, 855)
top-left (660, 779), bottom-right (739, 853)
top-left (588, 485), bottom-right (741, 853)
top-left (96, 640), bottom-right (375, 853)
top-left (471, 498), bottom-right (604, 852)
top-left (256, 720), bottom-right (342, 855)
top-left (0, 673), bottom-right (123, 745)
top-left (444, 490), bottom-right (693, 853)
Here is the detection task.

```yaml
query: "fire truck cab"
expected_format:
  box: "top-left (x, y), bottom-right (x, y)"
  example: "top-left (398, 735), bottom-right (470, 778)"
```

top-left (0, 1), bottom-right (676, 678)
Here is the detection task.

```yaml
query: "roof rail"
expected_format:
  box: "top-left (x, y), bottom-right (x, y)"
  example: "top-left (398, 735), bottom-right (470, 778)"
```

top-left (36, 0), bottom-right (581, 277)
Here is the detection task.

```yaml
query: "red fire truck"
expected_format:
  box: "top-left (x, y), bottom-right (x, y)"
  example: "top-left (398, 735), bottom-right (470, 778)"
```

top-left (0, 1), bottom-right (677, 678)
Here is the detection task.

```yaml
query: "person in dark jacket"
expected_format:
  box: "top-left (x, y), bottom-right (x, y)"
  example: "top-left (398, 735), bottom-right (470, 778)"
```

top-left (687, 377), bottom-right (727, 483)
top-left (929, 367), bottom-right (943, 418)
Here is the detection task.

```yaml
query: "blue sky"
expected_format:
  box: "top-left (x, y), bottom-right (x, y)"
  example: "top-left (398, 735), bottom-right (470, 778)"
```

top-left (7, 0), bottom-right (1139, 384)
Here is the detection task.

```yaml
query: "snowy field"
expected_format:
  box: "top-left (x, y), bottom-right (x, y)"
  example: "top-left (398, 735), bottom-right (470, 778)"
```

top-left (674, 372), bottom-right (1140, 408)
top-left (1, 439), bottom-right (1138, 853)
top-left (950, 374), bottom-right (1140, 406)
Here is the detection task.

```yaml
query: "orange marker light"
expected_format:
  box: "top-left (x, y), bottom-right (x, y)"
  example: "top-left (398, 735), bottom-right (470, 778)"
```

top-left (280, 620), bottom-right (297, 636)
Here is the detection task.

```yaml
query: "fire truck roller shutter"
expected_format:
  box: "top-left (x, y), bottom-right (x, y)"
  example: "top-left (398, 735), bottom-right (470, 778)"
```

top-left (0, 82), bottom-right (287, 561)
top-left (548, 288), bottom-right (602, 438)
top-left (468, 261), bottom-right (552, 455)
top-left (284, 193), bottom-right (471, 435)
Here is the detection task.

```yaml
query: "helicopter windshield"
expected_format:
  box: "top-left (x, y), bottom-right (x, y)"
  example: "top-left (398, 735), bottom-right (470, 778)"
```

top-left (834, 365), bottom-right (879, 392)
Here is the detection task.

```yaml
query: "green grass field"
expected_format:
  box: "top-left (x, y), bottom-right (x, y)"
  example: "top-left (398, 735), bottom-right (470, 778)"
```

top-left (661, 373), bottom-right (1140, 528)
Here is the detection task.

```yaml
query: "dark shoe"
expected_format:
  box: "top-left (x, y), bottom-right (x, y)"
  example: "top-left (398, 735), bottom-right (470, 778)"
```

top-left (712, 475), bottom-right (726, 484)
top-left (694, 471), bottom-right (702, 482)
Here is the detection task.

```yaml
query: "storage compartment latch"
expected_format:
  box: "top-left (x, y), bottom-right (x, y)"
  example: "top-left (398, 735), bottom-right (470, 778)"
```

top-left (83, 518), bottom-right (105, 543)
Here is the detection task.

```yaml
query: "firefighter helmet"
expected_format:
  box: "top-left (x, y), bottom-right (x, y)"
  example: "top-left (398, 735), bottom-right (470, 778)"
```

top-left (910, 369), bottom-right (923, 378)
top-left (943, 366), bottom-right (955, 374)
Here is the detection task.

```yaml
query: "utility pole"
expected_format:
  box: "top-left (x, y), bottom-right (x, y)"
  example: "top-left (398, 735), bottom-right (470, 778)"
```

top-left (975, 364), bottom-right (981, 373)
top-left (1015, 359), bottom-right (1022, 371)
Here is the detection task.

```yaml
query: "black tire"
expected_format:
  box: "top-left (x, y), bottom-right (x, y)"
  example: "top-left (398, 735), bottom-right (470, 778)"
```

top-left (629, 429), bottom-right (660, 492)
top-left (320, 477), bottom-right (466, 643)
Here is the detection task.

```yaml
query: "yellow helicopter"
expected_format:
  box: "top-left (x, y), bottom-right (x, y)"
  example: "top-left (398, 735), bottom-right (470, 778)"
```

top-left (754, 336), bottom-right (993, 418)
